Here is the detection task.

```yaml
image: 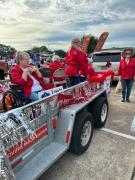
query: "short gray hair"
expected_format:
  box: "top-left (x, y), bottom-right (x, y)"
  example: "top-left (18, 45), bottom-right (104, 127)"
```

top-left (71, 38), bottom-right (81, 49)
top-left (15, 51), bottom-right (30, 64)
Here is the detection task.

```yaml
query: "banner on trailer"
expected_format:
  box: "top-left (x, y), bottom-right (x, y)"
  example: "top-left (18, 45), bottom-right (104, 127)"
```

top-left (38, 86), bottom-right (63, 99)
top-left (81, 35), bottom-right (91, 52)
top-left (94, 32), bottom-right (109, 52)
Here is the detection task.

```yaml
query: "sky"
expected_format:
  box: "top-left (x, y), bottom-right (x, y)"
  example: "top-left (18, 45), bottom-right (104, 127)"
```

top-left (0, 0), bottom-right (135, 51)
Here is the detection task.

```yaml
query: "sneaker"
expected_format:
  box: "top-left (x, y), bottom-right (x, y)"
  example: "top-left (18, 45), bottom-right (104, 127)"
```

top-left (126, 99), bottom-right (130, 102)
top-left (121, 99), bottom-right (125, 102)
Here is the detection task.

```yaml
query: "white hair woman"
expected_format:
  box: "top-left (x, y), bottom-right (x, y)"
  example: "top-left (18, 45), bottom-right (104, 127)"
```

top-left (65, 38), bottom-right (88, 86)
top-left (11, 51), bottom-right (52, 102)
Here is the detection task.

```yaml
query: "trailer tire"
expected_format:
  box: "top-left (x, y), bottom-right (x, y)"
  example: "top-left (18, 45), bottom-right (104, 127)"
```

top-left (91, 96), bottom-right (108, 128)
top-left (70, 111), bottom-right (94, 155)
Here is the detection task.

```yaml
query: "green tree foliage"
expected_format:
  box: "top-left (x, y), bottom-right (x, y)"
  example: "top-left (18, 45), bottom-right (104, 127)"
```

top-left (86, 36), bottom-right (98, 54)
top-left (28, 45), bottom-right (53, 56)
top-left (54, 49), bottom-right (66, 58)
top-left (31, 46), bottom-right (41, 53)
top-left (0, 44), bottom-right (16, 59)
top-left (31, 46), bottom-right (49, 54)
top-left (40, 46), bottom-right (48, 53)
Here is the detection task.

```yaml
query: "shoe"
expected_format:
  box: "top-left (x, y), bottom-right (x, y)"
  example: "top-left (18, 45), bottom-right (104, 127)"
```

top-left (121, 99), bottom-right (125, 102)
top-left (126, 99), bottom-right (130, 102)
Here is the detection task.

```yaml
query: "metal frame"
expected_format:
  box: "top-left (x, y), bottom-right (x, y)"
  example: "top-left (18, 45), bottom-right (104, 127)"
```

top-left (0, 80), bottom-right (110, 180)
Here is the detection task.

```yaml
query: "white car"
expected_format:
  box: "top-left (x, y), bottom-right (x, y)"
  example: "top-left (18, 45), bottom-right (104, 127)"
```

top-left (90, 49), bottom-right (123, 81)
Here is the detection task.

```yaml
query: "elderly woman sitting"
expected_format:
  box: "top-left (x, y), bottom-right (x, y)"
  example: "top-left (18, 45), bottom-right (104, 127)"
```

top-left (11, 51), bottom-right (53, 102)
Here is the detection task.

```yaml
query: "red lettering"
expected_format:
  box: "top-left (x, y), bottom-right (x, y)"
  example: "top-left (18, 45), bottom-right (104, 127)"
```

top-left (6, 124), bottom-right (48, 160)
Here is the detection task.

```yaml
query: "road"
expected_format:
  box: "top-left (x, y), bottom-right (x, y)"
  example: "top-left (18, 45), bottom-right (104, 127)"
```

top-left (39, 83), bottom-right (135, 180)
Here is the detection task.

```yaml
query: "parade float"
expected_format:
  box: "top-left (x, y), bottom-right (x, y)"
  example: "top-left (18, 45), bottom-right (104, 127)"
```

top-left (0, 31), bottom-right (114, 179)
top-left (0, 70), bottom-right (113, 180)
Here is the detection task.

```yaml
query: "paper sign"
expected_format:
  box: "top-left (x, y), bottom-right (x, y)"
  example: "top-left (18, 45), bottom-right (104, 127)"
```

top-left (38, 86), bottom-right (63, 99)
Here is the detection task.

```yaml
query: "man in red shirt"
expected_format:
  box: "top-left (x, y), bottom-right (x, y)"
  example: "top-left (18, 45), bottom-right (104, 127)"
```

top-left (118, 48), bottom-right (135, 102)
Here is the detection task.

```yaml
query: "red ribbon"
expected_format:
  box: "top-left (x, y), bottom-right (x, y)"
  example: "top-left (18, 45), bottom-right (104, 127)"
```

top-left (87, 70), bottom-right (114, 83)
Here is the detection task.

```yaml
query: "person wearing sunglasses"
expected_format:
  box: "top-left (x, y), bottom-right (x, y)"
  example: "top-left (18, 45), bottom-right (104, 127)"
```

top-left (118, 48), bottom-right (135, 102)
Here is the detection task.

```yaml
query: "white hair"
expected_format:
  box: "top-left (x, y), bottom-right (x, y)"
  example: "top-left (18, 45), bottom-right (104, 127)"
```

top-left (15, 51), bottom-right (30, 64)
top-left (69, 38), bottom-right (81, 51)
top-left (52, 55), bottom-right (60, 62)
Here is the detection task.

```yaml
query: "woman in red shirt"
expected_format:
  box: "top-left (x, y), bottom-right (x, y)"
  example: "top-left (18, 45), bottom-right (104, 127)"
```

top-left (118, 49), bottom-right (135, 102)
top-left (11, 51), bottom-right (52, 102)
top-left (65, 38), bottom-right (88, 86)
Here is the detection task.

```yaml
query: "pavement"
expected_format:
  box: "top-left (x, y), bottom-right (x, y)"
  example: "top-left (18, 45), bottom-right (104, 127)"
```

top-left (39, 83), bottom-right (135, 180)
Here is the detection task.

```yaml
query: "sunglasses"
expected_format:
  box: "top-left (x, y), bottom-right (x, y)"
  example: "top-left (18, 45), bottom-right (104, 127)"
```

top-left (125, 52), bottom-right (132, 55)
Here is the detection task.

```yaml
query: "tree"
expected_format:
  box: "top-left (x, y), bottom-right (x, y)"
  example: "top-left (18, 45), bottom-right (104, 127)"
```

top-left (54, 49), bottom-right (66, 58)
top-left (86, 36), bottom-right (98, 54)
top-left (40, 46), bottom-right (48, 53)
top-left (0, 44), bottom-right (16, 59)
top-left (28, 46), bottom-right (66, 58)
top-left (31, 45), bottom-right (49, 54)
top-left (31, 46), bottom-right (40, 53)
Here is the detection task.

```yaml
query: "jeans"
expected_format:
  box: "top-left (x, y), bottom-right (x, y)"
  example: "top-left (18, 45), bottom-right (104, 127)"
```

top-left (121, 78), bottom-right (134, 100)
top-left (29, 92), bottom-right (40, 102)
top-left (69, 76), bottom-right (80, 86)
top-left (69, 76), bottom-right (86, 87)
top-left (17, 90), bottom-right (31, 104)
top-left (79, 76), bottom-right (86, 82)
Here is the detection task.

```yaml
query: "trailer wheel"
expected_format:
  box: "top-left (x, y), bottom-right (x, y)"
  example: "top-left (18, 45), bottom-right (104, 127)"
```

top-left (70, 111), bottom-right (94, 155)
top-left (91, 96), bottom-right (108, 128)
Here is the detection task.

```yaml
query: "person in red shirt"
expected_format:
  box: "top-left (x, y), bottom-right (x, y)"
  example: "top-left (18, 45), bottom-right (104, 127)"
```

top-left (65, 38), bottom-right (88, 86)
top-left (39, 59), bottom-right (50, 68)
top-left (49, 55), bottom-right (64, 82)
top-left (118, 48), bottom-right (135, 102)
top-left (11, 51), bottom-right (53, 102)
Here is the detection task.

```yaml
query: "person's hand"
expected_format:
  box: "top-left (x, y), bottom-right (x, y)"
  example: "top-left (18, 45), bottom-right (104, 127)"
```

top-left (29, 66), bottom-right (42, 77)
top-left (28, 66), bottom-right (38, 73)
top-left (22, 68), bottom-right (29, 74)
top-left (21, 67), bottom-right (30, 81)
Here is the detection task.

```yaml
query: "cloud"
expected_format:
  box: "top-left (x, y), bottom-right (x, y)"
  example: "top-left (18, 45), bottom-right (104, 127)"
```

top-left (0, 0), bottom-right (135, 50)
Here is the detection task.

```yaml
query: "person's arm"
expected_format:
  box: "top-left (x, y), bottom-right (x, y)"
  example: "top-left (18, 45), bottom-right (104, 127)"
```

top-left (11, 68), bottom-right (28, 85)
top-left (21, 68), bottom-right (29, 81)
top-left (77, 52), bottom-right (88, 76)
top-left (118, 61), bottom-right (122, 80)
top-left (29, 66), bottom-right (42, 78)
top-left (88, 65), bottom-right (95, 76)
top-left (34, 69), bottom-right (42, 78)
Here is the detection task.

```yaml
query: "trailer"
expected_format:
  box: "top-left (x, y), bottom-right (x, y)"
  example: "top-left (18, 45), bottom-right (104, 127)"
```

top-left (0, 75), bottom-right (111, 180)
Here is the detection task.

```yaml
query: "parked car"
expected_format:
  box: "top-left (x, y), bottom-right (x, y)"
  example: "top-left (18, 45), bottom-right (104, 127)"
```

top-left (90, 49), bottom-right (123, 81)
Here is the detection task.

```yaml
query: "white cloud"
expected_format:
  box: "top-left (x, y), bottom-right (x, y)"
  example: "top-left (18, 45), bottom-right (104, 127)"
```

top-left (0, 0), bottom-right (135, 50)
